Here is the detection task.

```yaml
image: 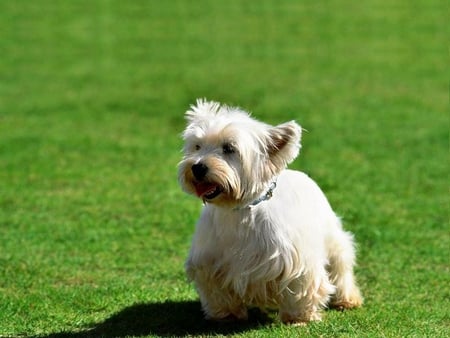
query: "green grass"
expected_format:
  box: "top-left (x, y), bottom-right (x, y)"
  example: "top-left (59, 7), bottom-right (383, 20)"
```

top-left (0, 1), bottom-right (447, 337)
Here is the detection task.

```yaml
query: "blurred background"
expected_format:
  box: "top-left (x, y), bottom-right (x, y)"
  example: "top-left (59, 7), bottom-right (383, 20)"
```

top-left (0, 1), bottom-right (447, 336)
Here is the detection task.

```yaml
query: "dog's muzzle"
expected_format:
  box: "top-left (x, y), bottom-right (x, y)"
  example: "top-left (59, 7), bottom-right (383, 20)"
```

top-left (191, 162), bottom-right (223, 200)
top-left (192, 163), bottom-right (208, 181)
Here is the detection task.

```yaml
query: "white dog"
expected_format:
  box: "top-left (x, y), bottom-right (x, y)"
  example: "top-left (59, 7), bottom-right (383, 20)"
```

top-left (178, 99), bottom-right (362, 325)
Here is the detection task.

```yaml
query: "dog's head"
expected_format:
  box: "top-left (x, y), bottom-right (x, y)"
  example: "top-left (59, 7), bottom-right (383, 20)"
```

top-left (178, 99), bottom-right (301, 207)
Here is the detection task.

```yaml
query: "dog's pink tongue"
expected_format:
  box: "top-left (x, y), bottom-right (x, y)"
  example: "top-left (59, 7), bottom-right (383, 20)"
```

top-left (195, 183), bottom-right (217, 197)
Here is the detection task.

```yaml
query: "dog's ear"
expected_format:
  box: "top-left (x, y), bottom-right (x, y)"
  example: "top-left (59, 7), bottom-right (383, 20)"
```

top-left (266, 121), bottom-right (302, 172)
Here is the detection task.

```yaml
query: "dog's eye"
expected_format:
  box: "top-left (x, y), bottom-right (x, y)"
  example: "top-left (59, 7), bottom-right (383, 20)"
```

top-left (222, 143), bottom-right (235, 154)
top-left (195, 144), bottom-right (201, 151)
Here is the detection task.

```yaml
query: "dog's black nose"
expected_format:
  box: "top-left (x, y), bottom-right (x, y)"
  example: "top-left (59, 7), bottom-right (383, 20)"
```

top-left (192, 163), bottom-right (208, 180)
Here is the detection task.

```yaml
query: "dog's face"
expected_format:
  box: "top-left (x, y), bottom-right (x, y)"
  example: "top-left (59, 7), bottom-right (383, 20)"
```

top-left (178, 99), bottom-right (302, 207)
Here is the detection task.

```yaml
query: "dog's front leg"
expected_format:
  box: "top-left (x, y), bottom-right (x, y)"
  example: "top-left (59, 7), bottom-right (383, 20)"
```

top-left (186, 263), bottom-right (248, 321)
top-left (278, 271), bottom-right (334, 325)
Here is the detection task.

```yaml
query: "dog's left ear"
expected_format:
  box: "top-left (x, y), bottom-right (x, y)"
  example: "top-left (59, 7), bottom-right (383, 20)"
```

top-left (266, 121), bottom-right (302, 172)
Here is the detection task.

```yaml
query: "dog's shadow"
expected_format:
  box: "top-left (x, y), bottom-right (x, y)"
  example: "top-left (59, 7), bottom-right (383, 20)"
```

top-left (39, 300), bottom-right (273, 338)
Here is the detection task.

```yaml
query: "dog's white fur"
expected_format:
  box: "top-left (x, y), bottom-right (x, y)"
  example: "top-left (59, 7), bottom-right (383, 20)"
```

top-left (178, 99), bottom-right (362, 324)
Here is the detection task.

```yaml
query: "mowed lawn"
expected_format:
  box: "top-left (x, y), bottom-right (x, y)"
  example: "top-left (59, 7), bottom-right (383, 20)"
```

top-left (0, 1), bottom-right (447, 337)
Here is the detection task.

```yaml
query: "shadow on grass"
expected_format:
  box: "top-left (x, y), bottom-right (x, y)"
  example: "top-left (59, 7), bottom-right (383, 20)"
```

top-left (38, 300), bottom-right (273, 337)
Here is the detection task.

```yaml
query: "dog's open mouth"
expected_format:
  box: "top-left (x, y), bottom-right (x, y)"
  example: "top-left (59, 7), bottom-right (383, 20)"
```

top-left (194, 182), bottom-right (223, 200)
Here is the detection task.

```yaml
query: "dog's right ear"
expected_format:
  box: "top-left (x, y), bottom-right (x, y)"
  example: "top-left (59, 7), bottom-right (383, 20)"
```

top-left (266, 121), bottom-right (302, 173)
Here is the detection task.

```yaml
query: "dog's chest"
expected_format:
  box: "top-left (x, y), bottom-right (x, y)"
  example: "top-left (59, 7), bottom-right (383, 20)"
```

top-left (208, 207), bottom-right (286, 271)
top-left (191, 206), bottom-right (294, 305)
top-left (210, 207), bottom-right (267, 246)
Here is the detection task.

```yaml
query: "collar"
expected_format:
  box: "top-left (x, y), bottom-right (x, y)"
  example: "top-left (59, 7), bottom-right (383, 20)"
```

top-left (234, 179), bottom-right (277, 210)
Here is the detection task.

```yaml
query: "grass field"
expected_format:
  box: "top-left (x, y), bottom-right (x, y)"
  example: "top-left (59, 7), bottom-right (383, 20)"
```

top-left (0, 1), bottom-right (447, 337)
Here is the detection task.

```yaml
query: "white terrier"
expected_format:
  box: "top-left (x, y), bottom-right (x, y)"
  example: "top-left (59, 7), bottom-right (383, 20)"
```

top-left (178, 99), bottom-right (362, 325)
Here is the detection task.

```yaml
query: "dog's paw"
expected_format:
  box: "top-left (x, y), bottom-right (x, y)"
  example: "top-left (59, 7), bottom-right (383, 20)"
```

top-left (330, 294), bottom-right (363, 311)
top-left (280, 311), bottom-right (322, 325)
top-left (330, 299), bottom-right (362, 311)
top-left (206, 313), bottom-right (248, 323)
top-left (205, 307), bottom-right (249, 322)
